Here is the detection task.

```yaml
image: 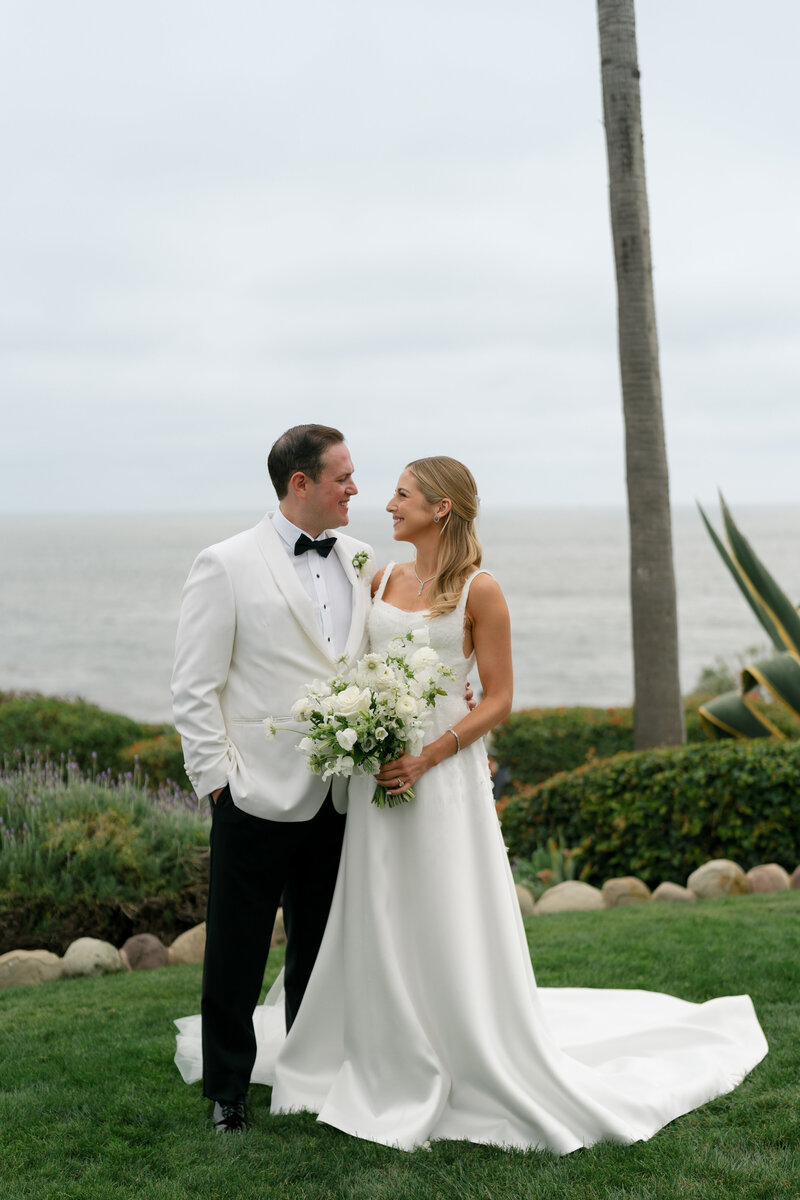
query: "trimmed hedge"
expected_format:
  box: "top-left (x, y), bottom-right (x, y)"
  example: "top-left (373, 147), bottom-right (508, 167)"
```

top-left (490, 702), bottom-right (708, 791)
top-left (499, 739), bottom-right (800, 888)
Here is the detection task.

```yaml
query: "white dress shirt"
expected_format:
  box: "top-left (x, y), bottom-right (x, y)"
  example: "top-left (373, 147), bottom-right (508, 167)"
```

top-left (272, 508), bottom-right (353, 656)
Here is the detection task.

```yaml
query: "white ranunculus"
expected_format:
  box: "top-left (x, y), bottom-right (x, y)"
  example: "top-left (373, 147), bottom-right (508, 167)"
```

top-left (291, 697), bottom-right (313, 721)
top-left (410, 646), bottom-right (438, 671)
top-left (395, 695), bottom-right (419, 718)
top-left (336, 728), bottom-right (358, 751)
top-left (305, 679), bottom-right (332, 697)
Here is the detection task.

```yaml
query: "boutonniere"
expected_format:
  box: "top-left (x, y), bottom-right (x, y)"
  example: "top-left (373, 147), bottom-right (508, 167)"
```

top-left (352, 550), bottom-right (370, 575)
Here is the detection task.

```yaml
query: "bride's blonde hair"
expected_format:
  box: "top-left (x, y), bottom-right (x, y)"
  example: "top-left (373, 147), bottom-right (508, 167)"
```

top-left (406, 456), bottom-right (482, 617)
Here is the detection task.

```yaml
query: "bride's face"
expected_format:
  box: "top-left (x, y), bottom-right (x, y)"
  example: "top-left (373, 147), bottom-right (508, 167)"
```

top-left (386, 470), bottom-right (436, 541)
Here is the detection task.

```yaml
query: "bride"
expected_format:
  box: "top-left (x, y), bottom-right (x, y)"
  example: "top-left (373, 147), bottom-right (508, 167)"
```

top-left (177, 455), bottom-right (767, 1153)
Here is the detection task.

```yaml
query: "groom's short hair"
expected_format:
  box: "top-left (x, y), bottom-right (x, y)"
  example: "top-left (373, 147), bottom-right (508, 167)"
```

top-left (268, 424), bottom-right (346, 499)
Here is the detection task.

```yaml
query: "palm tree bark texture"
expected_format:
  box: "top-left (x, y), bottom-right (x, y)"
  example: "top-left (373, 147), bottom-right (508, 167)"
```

top-left (597, 0), bottom-right (685, 748)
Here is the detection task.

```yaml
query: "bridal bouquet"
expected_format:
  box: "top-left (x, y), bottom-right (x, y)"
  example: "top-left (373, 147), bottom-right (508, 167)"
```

top-left (265, 629), bottom-right (454, 808)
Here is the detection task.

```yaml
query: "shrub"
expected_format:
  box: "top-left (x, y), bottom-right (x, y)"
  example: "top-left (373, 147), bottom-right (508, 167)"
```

top-left (499, 739), bottom-right (800, 888)
top-left (0, 757), bottom-right (209, 953)
top-left (0, 691), bottom-right (147, 775)
top-left (491, 702), bottom-right (708, 792)
top-left (118, 732), bottom-right (187, 790)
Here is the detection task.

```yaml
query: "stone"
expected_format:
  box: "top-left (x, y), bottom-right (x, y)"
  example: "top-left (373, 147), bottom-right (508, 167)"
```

top-left (534, 881), bottom-right (604, 915)
top-left (515, 884), bottom-right (536, 917)
top-left (63, 937), bottom-right (124, 978)
top-left (271, 907), bottom-right (287, 947)
top-left (601, 876), bottom-right (652, 908)
top-left (169, 923), bottom-right (206, 966)
top-left (792, 865), bottom-right (800, 890)
top-left (0, 949), bottom-right (64, 991)
top-left (652, 882), bottom-right (697, 903)
top-left (120, 933), bottom-right (170, 971)
top-left (746, 863), bottom-right (791, 893)
top-left (686, 859), bottom-right (750, 899)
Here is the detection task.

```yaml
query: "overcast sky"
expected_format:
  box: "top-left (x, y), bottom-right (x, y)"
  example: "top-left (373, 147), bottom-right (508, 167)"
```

top-left (2, 0), bottom-right (798, 515)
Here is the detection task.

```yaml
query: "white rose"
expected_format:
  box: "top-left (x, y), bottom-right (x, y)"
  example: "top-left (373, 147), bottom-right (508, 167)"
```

top-left (332, 685), bottom-right (370, 718)
top-left (336, 728), bottom-right (358, 751)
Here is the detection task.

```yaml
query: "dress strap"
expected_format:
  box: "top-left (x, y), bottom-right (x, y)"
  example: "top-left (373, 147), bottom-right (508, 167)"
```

top-left (456, 569), bottom-right (492, 616)
top-left (373, 562), bottom-right (396, 603)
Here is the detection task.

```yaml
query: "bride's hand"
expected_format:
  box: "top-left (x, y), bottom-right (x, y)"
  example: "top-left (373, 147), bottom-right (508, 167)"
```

top-left (375, 752), bottom-right (430, 797)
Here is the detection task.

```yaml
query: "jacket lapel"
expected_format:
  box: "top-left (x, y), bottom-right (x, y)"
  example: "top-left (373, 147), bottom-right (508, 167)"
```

top-left (333, 537), bottom-right (370, 663)
top-left (253, 514), bottom-right (334, 661)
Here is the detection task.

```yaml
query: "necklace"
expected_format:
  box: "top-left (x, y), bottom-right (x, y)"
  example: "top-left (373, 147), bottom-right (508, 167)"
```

top-left (413, 563), bottom-right (435, 597)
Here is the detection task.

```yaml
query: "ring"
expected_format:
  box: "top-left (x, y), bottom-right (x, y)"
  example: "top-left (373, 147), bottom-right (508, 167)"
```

top-left (396, 777), bottom-right (404, 788)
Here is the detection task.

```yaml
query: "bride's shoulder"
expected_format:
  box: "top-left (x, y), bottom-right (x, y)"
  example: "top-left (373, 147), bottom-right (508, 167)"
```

top-left (464, 570), bottom-right (507, 614)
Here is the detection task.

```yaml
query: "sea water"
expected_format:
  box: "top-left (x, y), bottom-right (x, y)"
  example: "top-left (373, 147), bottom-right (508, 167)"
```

top-left (1, 506), bottom-right (798, 723)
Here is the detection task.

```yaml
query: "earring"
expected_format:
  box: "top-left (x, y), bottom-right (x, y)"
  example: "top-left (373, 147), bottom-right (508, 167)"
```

top-left (434, 515), bottom-right (439, 523)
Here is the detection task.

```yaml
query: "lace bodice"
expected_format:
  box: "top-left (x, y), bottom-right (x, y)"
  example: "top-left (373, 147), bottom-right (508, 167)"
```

top-left (368, 564), bottom-right (488, 738)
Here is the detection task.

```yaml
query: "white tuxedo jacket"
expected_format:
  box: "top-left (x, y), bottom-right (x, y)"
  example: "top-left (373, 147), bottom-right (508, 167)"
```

top-left (171, 513), bottom-right (373, 821)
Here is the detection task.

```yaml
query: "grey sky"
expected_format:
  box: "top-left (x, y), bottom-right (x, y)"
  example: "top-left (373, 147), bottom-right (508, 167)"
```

top-left (2, 0), bottom-right (798, 514)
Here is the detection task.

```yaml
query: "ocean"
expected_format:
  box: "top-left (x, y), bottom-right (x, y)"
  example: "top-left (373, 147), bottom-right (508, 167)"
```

top-left (1, 506), bottom-right (798, 724)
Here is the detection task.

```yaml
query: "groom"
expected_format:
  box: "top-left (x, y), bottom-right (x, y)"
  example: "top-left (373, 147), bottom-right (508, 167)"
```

top-left (171, 424), bottom-right (373, 1133)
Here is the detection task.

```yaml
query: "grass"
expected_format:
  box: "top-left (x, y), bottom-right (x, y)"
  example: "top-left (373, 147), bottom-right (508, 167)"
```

top-left (1, 894), bottom-right (799, 1200)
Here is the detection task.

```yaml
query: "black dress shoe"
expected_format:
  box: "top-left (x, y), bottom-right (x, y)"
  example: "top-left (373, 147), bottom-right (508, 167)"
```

top-left (211, 1098), bottom-right (248, 1133)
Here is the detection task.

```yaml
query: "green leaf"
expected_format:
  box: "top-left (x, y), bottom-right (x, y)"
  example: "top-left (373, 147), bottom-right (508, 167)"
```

top-left (697, 692), bottom-right (777, 739)
top-left (740, 652), bottom-right (800, 725)
top-left (697, 501), bottom-right (784, 649)
top-left (720, 494), bottom-right (800, 655)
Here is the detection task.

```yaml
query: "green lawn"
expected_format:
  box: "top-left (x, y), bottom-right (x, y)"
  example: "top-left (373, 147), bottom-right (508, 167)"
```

top-left (1, 894), bottom-right (799, 1200)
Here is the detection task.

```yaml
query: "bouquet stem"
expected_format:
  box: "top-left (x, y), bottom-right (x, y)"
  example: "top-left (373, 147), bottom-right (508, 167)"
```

top-left (372, 784), bottom-right (415, 809)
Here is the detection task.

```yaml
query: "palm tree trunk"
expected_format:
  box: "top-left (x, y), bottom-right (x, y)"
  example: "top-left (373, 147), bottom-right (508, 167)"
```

top-left (596, 0), bottom-right (685, 747)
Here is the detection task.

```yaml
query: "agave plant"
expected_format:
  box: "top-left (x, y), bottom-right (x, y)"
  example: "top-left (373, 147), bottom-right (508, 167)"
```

top-left (696, 495), bottom-right (800, 738)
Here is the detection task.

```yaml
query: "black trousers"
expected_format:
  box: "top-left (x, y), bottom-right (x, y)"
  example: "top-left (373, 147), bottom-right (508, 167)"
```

top-left (201, 785), bottom-right (346, 1103)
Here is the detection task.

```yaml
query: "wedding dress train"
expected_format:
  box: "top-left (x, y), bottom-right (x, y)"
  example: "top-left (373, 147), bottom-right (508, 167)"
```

top-left (175, 567), bottom-right (767, 1153)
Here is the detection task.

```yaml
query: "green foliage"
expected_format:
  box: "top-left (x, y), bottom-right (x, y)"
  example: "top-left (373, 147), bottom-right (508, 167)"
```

top-left (500, 739), bottom-right (800, 887)
top-left (698, 498), bottom-right (800, 738)
top-left (511, 833), bottom-right (577, 899)
top-left (0, 690), bottom-right (190, 791)
top-left (491, 702), bottom-right (707, 792)
top-left (118, 731), bottom-right (187, 789)
top-left (0, 690), bottom-right (149, 774)
top-left (0, 757), bottom-right (208, 952)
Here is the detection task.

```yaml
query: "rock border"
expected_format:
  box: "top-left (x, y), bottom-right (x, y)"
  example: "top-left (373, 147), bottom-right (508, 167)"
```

top-left (2, 860), bottom-right (798, 991)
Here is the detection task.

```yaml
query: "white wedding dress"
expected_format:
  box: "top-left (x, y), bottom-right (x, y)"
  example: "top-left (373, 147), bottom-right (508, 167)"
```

top-left (175, 567), bottom-right (768, 1153)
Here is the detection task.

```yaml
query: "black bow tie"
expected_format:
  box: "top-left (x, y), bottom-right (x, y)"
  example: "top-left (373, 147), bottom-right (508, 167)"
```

top-left (294, 533), bottom-right (337, 558)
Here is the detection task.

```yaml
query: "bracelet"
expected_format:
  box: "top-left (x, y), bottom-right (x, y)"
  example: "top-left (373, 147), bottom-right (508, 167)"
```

top-left (447, 727), bottom-right (461, 754)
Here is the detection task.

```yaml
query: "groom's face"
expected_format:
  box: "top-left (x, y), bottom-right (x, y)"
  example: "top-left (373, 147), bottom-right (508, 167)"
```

top-left (306, 441), bottom-right (358, 532)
